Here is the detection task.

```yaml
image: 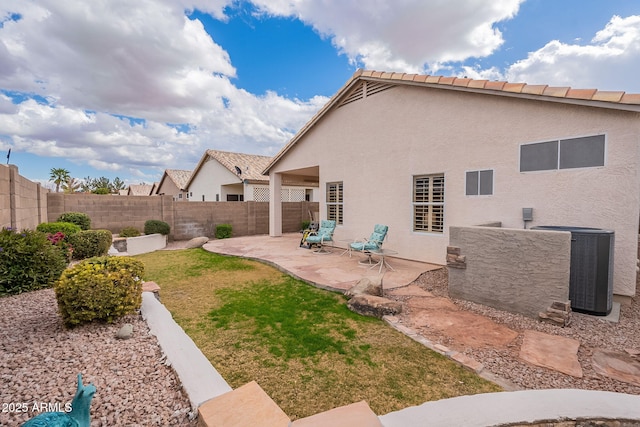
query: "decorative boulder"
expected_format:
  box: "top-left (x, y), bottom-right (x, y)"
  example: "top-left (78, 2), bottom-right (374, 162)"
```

top-left (116, 323), bottom-right (134, 340)
top-left (344, 276), bottom-right (383, 298)
top-left (347, 294), bottom-right (402, 318)
top-left (185, 236), bottom-right (209, 249)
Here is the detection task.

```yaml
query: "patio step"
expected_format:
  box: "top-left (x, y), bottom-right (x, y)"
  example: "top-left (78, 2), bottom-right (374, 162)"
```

top-left (291, 401), bottom-right (382, 427)
top-left (197, 381), bottom-right (290, 427)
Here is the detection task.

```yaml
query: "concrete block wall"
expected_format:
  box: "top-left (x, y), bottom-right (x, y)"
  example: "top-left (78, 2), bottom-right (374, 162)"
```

top-left (47, 193), bottom-right (317, 241)
top-left (0, 165), bottom-right (47, 230)
top-left (448, 225), bottom-right (571, 319)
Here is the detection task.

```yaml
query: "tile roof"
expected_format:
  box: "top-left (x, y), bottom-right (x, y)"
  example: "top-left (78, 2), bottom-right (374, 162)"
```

top-left (206, 150), bottom-right (272, 183)
top-left (264, 69), bottom-right (640, 175)
top-left (164, 169), bottom-right (192, 190)
top-left (128, 184), bottom-right (154, 196)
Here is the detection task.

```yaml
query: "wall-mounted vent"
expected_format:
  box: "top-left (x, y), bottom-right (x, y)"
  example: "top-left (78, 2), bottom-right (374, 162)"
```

top-left (366, 82), bottom-right (394, 96)
top-left (338, 82), bottom-right (365, 107)
top-left (338, 81), bottom-right (396, 108)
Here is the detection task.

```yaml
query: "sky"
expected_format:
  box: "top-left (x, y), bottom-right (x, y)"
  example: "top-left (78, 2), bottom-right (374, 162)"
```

top-left (1, 0), bottom-right (640, 190)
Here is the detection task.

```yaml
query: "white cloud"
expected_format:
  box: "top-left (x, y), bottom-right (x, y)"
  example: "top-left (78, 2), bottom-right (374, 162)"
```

top-left (502, 15), bottom-right (640, 92)
top-left (249, 0), bottom-right (524, 72)
top-left (0, 0), bottom-right (329, 180)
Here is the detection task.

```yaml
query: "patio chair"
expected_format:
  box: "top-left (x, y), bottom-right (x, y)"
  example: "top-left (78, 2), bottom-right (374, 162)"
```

top-left (349, 224), bottom-right (389, 265)
top-left (304, 220), bottom-right (336, 253)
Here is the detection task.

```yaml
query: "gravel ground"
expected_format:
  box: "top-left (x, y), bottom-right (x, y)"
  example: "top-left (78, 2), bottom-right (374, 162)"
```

top-left (402, 269), bottom-right (640, 394)
top-left (0, 289), bottom-right (196, 427)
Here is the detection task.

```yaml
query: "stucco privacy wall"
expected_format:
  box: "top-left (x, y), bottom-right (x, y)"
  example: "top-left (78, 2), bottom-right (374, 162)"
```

top-left (47, 193), bottom-right (316, 240)
top-left (0, 165), bottom-right (48, 230)
top-left (448, 226), bottom-right (571, 318)
top-left (268, 83), bottom-right (640, 296)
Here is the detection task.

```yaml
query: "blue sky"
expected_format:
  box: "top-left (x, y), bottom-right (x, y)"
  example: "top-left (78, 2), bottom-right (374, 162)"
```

top-left (1, 0), bottom-right (639, 189)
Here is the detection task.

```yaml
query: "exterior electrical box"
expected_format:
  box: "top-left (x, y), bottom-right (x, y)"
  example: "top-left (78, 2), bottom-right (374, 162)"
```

top-left (531, 226), bottom-right (614, 316)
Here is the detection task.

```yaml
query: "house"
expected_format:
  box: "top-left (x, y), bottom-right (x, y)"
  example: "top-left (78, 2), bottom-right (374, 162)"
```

top-left (156, 169), bottom-right (192, 201)
top-left (127, 184), bottom-right (154, 196)
top-left (186, 149), bottom-right (318, 202)
top-left (264, 69), bottom-right (640, 299)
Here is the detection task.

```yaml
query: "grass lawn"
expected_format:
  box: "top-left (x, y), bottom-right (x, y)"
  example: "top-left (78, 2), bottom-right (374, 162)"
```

top-left (135, 248), bottom-right (501, 419)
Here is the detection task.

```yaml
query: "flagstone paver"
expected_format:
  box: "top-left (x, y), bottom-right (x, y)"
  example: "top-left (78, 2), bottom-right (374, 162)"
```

top-left (592, 349), bottom-right (640, 387)
top-left (519, 330), bottom-right (583, 378)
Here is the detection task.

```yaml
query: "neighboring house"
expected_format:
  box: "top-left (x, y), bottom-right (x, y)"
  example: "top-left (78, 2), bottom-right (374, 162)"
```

top-left (127, 184), bottom-right (154, 196)
top-left (156, 169), bottom-right (192, 201)
top-left (264, 69), bottom-right (640, 298)
top-left (186, 149), bottom-right (318, 202)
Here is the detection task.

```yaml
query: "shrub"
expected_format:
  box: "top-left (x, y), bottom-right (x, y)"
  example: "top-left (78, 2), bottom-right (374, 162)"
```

top-left (67, 229), bottom-right (112, 260)
top-left (57, 212), bottom-right (91, 230)
top-left (55, 256), bottom-right (144, 327)
top-left (119, 227), bottom-right (141, 238)
top-left (36, 221), bottom-right (81, 236)
top-left (0, 228), bottom-right (67, 295)
top-left (301, 220), bottom-right (311, 231)
top-left (144, 220), bottom-right (170, 236)
top-left (215, 224), bottom-right (233, 239)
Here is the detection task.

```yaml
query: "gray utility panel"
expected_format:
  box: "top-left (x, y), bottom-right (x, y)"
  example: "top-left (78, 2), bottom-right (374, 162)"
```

top-left (531, 226), bottom-right (614, 316)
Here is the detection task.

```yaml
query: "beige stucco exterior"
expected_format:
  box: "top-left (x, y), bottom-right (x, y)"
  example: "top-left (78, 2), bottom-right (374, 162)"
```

top-left (267, 78), bottom-right (640, 297)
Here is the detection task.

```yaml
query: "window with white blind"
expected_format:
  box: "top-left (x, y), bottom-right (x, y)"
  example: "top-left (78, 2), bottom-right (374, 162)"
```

top-left (413, 174), bottom-right (445, 233)
top-left (326, 182), bottom-right (343, 225)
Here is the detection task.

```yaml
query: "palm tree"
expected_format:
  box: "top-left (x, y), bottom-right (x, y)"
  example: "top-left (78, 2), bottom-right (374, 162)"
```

top-left (62, 177), bottom-right (81, 193)
top-left (49, 168), bottom-right (71, 193)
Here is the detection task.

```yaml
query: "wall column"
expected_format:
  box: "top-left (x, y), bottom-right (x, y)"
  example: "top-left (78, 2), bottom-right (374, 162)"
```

top-left (269, 172), bottom-right (282, 237)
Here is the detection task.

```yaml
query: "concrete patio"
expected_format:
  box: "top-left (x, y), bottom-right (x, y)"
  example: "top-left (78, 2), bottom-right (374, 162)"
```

top-left (202, 233), bottom-right (442, 293)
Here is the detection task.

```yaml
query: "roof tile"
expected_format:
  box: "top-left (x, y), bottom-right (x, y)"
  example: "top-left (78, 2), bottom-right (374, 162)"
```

top-left (467, 80), bottom-right (488, 89)
top-left (371, 71), bottom-right (383, 78)
top-left (439, 76), bottom-right (456, 85)
top-left (542, 86), bottom-right (570, 97)
top-left (401, 73), bottom-right (418, 81)
top-left (485, 81), bottom-right (507, 90)
top-left (380, 72), bottom-right (393, 79)
top-left (389, 72), bottom-right (405, 80)
top-left (566, 88), bottom-right (597, 100)
top-left (503, 83), bottom-right (526, 93)
top-left (360, 70), bottom-right (374, 77)
top-left (592, 91), bottom-right (625, 103)
top-left (619, 93), bottom-right (640, 105)
top-left (413, 75), bottom-right (428, 83)
top-left (452, 78), bottom-right (472, 87)
top-left (521, 85), bottom-right (548, 95)
top-left (425, 75), bottom-right (441, 84)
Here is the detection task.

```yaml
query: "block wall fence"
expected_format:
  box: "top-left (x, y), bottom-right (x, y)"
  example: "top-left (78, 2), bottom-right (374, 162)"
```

top-left (47, 192), bottom-right (318, 240)
top-left (0, 165), bottom-right (48, 231)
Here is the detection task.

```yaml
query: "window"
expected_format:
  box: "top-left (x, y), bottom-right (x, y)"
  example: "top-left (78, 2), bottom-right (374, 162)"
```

top-left (413, 174), bottom-right (445, 233)
top-left (326, 182), bottom-right (343, 225)
top-left (520, 134), bottom-right (605, 172)
top-left (466, 170), bottom-right (493, 196)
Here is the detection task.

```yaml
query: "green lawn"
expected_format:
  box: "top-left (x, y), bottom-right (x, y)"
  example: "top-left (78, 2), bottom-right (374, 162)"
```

top-left (135, 248), bottom-right (501, 419)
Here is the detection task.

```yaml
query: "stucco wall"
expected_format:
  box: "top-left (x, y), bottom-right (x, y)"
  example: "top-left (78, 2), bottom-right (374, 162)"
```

top-left (269, 84), bottom-right (640, 296)
top-left (189, 159), bottom-right (241, 202)
top-left (448, 226), bottom-right (571, 318)
top-left (0, 165), bottom-right (47, 230)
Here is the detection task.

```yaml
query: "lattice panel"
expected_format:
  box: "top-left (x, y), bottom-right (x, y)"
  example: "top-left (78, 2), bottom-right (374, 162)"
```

top-left (253, 187), bottom-right (270, 202)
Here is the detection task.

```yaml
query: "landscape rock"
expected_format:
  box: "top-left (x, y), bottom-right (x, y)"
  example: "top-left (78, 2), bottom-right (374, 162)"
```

top-left (184, 236), bottom-right (209, 249)
top-left (347, 294), bottom-right (402, 318)
top-left (344, 276), bottom-right (383, 298)
top-left (112, 238), bottom-right (127, 252)
top-left (116, 323), bottom-right (134, 340)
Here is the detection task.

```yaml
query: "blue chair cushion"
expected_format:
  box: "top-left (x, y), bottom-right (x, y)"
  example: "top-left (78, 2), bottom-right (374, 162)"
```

top-left (305, 220), bottom-right (335, 244)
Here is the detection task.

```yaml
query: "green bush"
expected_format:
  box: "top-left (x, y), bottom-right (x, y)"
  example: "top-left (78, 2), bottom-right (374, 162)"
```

top-left (144, 219), bottom-right (170, 236)
top-left (0, 228), bottom-right (67, 296)
top-left (54, 256), bottom-right (144, 327)
top-left (57, 212), bottom-right (91, 230)
top-left (301, 220), bottom-right (311, 231)
top-left (67, 229), bottom-right (112, 260)
top-left (36, 221), bottom-right (81, 236)
top-left (215, 224), bottom-right (233, 239)
top-left (119, 227), bottom-right (141, 238)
